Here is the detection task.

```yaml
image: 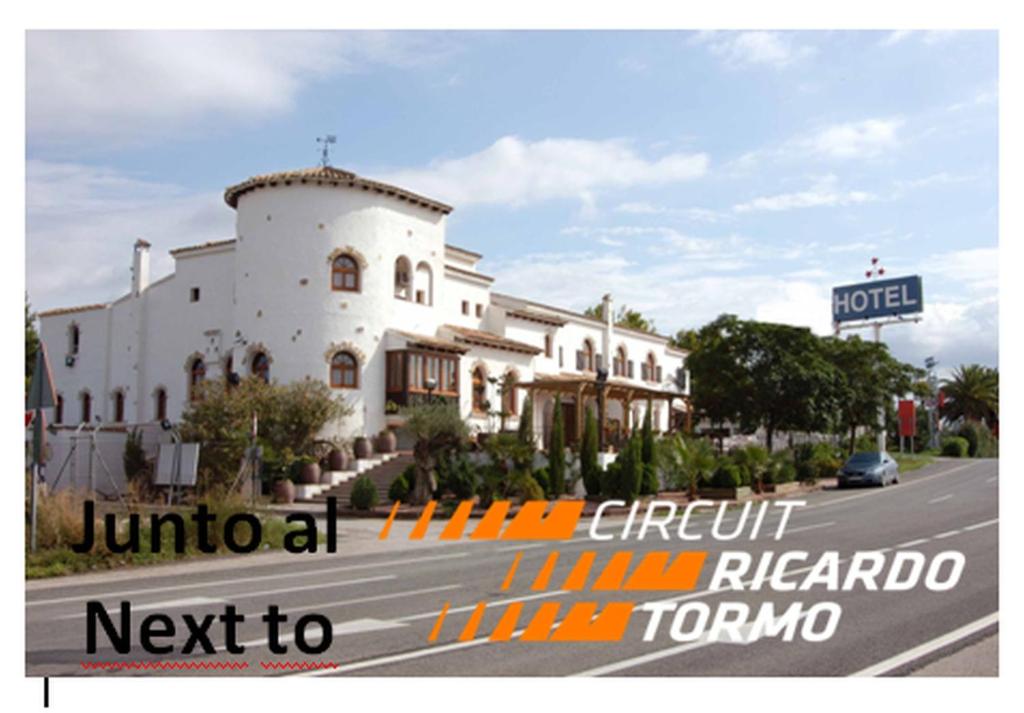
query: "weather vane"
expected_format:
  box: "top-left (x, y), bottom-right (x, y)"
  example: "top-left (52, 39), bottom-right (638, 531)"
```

top-left (316, 135), bottom-right (337, 168)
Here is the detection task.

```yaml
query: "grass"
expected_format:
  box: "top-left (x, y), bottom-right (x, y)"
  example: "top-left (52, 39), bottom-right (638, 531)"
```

top-left (893, 450), bottom-right (937, 473)
top-left (26, 489), bottom-right (325, 579)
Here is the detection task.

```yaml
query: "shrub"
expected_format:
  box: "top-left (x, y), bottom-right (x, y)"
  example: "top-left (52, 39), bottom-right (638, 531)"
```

top-left (615, 435), bottom-right (644, 502)
top-left (350, 476), bottom-right (378, 510)
top-left (796, 461), bottom-right (817, 483)
top-left (711, 463), bottom-right (742, 489)
top-left (955, 421), bottom-right (998, 458)
top-left (941, 436), bottom-right (970, 458)
top-left (388, 471), bottom-right (411, 503)
top-left (532, 466), bottom-right (551, 498)
top-left (435, 454), bottom-right (477, 500)
top-left (515, 473), bottom-right (545, 503)
top-left (122, 428), bottom-right (150, 485)
top-left (776, 462), bottom-right (797, 484)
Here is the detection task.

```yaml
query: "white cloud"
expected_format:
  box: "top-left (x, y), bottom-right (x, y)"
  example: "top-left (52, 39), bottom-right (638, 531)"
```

top-left (733, 176), bottom-right (876, 213)
top-left (379, 136), bottom-right (709, 207)
top-left (27, 31), bottom-right (456, 145)
top-left (614, 202), bottom-right (731, 223)
top-left (697, 31), bottom-right (816, 69)
top-left (881, 30), bottom-right (960, 47)
top-left (798, 118), bottom-right (904, 159)
top-left (26, 160), bottom-right (234, 309)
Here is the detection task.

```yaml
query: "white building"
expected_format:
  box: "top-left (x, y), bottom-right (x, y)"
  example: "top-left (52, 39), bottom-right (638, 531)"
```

top-left (38, 165), bottom-right (690, 449)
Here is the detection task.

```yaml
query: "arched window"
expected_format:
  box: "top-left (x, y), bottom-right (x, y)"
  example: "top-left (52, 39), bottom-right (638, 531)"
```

top-left (414, 261), bottom-right (433, 305)
top-left (577, 339), bottom-right (595, 372)
top-left (643, 353), bottom-right (658, 382)
top-left (55, 394), bottom-right (64, 425)
top-left (472, 366), bottom-right (487, 415)
top-left (330, 351), bottom-right (358, 389)
top-left (113, 391), bottom-right (125, 422)
top-left (155, 388), bottom-right (167, 421)
top-left (613, 345), bottom-right (627, 377)
top-left (331, 254), bottom-right (360, 292)
top-left (80, 392), bottom-right (92, 424)
top-left (252, 352), bottom-right (270, 383)
top-left (68, 323), bottom-right (80, 355)
top-left (189, 358), bottom-right (206, 401)
top-left (394, 256), bottom-right (412, 300)
top-left (502, 370), bottom-right (519, 416)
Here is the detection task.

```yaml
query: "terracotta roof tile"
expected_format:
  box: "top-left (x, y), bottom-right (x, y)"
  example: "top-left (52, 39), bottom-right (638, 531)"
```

top-left (37, 303), bottom-right (107, 318)
top-left (443, 325), bottom-right (542, 355)
top-left (223, 166), bottom-right (453, 214)
top-left (169, 238), bottom-right (237, 256)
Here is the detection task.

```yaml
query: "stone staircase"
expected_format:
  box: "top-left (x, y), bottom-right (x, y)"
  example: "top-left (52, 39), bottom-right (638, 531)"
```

top-left (295, 450), bottom-right (415, 505)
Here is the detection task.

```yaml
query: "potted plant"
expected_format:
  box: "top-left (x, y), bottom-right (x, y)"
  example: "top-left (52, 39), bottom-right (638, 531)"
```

top-left (327, 446), bottom-right (348, 471)
top-left (353, 435), bottom-right (373, 459)
top-left (272, 475), bottom-right (295, 504)
top-left (376, 429), bottom-right (397, 454)
top-left (296, 455), bottom-right (321, 485)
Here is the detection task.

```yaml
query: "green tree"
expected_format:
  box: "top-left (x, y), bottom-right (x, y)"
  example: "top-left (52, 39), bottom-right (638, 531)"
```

top-left (732, 444), bottom-right (769, 493)
top-left (179, 377), bottom-right (351, 492)
top-left (941, 364), bottom-right (999, 424)
top-left (659, 435), bottom-right (717, 498)
top-left (669, 328), bottom-right (701, 352)
top-left (548, 395), bottom-right (566, 496)
top-left (584, 302), bottom-right (657, 333)
top-left (517, 393), bottom-right (534, 446)
top-left (25, 295), bottom-right (40, 394)
top-left (580, 407), bottom-right (600, 496)
top-left (687, 315), bottom-right (839, 451)
top-left (822, 336), bottom-right (920, 453)
top-left (614, 433), bottom-right (643, 502)
top-left (401, 402), bottom-right (469, 504)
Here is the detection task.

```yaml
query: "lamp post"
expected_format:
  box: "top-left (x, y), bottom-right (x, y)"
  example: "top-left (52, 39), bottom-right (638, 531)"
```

top-left (596, 367), bottom-right (609, 452)
top-left (425, 376), bottom-right (437, 404)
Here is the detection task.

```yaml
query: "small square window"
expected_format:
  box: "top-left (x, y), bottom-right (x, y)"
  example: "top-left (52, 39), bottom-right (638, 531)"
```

top-left (475, 304), bottom-right (483, 318)
top-left (461, 300), bottom-right (469, 315)
top-left (190, 287), bottom-right (200, 303)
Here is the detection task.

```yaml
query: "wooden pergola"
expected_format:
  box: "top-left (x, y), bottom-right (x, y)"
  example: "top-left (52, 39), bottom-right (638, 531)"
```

top-left (516, 373), bottom-right (691, 447)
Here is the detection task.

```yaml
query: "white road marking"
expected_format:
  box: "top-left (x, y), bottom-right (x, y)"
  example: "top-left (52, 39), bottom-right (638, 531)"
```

top-left (236, 617), bottom-right (408, 650)
top-left (55, 595), bottom-right (229, 620)
top-left (268, 584), bottom-right (461, 617)
top-left (399, 589), bottom-right (567, 623)
top-left (986, 476), bottom-right (997, 483)
top-left (26, 552), bottom-right (468, 607)
top-left (963, 519), bottom-right (998, 532)
top-left (934, 530), bottom-right (961, 539)
top-left (850, 612), bottom-right (998, 676)
top-left (494, 543), bottom-right (547, 552)
top-left (927, 494), bottom-right (952, 504)
top-left (779, 521), bottom-right (835, 535)
top-left (896, 539), bottom-right (929, 548)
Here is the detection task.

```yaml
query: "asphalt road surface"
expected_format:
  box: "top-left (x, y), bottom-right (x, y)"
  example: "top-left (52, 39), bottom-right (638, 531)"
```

top-left (26, 457), bottom-right (998, 677)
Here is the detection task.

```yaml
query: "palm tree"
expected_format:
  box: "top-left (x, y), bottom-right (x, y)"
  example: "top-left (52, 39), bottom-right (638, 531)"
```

top-left (941, 364), bottom-right (998, 424)
top-left (659, 435), bottom-right (716, 499)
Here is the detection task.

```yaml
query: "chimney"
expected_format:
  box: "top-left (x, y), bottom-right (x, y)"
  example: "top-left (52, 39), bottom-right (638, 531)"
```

top-left (601, 293), bottom-right (613, 370)
top-left (132, 239), bottom-right (151, 296)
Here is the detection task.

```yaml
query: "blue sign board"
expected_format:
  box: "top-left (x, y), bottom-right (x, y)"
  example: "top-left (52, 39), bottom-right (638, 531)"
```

top-left (832, 275), bottom-right (924, 323)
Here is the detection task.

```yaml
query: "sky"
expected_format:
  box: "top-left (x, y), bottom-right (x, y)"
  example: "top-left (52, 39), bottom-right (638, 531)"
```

top-left (25, 30), bottom-right (999, 374)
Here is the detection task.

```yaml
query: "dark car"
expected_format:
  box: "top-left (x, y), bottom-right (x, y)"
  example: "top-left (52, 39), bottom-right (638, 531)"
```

top-left (838, 451), bottom-right (899, 488)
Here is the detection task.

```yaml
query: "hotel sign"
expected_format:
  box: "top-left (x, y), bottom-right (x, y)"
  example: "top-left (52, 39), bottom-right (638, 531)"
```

top-left (832, 275), bottom-right (923, 323)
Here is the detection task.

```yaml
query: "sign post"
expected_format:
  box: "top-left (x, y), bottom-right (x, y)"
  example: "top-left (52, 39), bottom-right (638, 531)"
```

top-left (832, 263), bottom-right (924, 453)
top-left (26, 343), bottom-right (57, 553)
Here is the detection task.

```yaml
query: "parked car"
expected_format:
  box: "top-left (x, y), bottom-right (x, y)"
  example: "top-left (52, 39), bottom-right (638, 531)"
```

top-left (838, 451), bottom-right (899, 488)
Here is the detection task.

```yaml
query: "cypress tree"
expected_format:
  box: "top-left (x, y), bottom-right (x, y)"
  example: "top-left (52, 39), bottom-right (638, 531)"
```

top-left (548, 395), bottom-right (566, 496)
top-left (518, 393), bottom-right (534, 446)
top-left (581, 407), bottom-right (600, 496)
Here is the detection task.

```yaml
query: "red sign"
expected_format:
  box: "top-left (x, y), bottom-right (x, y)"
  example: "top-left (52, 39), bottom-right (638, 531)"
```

top-left (25, 411), bottom-right (34, 428)
top-left (898, 400), bottom-right (916, 438)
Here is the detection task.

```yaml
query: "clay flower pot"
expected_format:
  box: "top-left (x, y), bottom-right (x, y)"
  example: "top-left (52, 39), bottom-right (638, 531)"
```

top-left (354, 436), bottom-right (373, 460)
top-left (298, 462), bottom-right (321, 485)
top-left (273, 479), bottom-right (295, 504)
top-left (327, 448), bottom-right (348, 471)
top-left (376, 430), bottom-right (397, 454)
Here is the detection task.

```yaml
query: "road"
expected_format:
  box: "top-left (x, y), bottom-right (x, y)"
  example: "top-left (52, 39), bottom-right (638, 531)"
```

top-left (25, 457), bottom-right (998, 677)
